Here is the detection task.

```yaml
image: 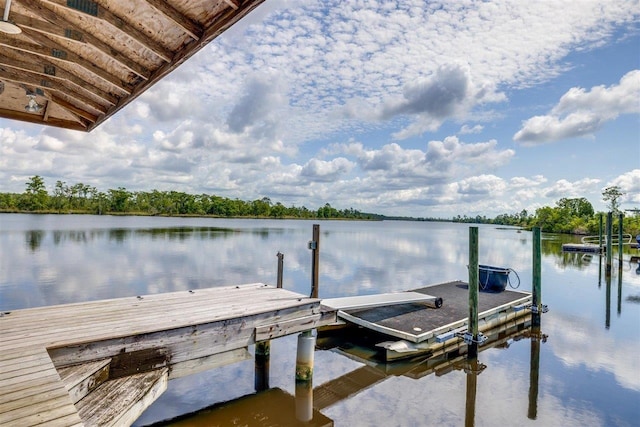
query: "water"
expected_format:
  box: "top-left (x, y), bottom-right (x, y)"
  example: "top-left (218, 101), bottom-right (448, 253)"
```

top-left (1, 214), bottom-right (639, 426)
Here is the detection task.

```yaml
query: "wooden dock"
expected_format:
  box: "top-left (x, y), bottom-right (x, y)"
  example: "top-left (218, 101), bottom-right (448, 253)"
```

top-left (0, 283), bottom-right (336, 427)
top-left (321, 281), bottom-right (532, 360)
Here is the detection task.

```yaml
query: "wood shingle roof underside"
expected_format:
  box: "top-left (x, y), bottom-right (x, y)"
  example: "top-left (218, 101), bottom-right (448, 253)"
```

top-left (0, 0), bottom-right (264, 131)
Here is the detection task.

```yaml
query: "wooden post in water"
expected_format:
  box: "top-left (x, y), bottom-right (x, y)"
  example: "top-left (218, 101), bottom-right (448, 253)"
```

top-left (254, 341), bottom-right (270, 391)
top-left (618, 213), bottom-right (624, 267)
top-left (532, 227), bottom-right (542, 328)
top-left (310, 224), bottom-right (320, 298)
top-left (606, 212), bottom-right (613, 276)
top-left (295, 330), bottom-right (315, 422)
top-left (468, 227), bottom-right (479, 358)
top-left (598, 214), bottom-right (603, 248)
top-left (276, 252), bottom-right (284, 288)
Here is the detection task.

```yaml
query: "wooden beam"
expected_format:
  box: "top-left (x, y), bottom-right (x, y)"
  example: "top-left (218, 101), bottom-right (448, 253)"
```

top-left (144, 0), bottom-right (203, 40)
top-left (0, 49), bottom-right (117, 106)
top-left (43, 0), bottom-right (174, 63)
top-left (0, 66), bottom-right (104, 119)
top-left (223, 0), bottom-right (240, 10)
top-left (19, 27), bottom-right (134, 94)
top-left (88, 0), bottom-right (267, 131)
top-left (0, 107), bottom-right (88, 131)
top-left (15, 1), bottom-right (151, 80)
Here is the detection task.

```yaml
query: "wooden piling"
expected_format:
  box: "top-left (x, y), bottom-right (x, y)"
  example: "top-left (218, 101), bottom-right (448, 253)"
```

top-left (295, 330), bottom-right (315, 382)
top-left (618, 213), bottom-right (624, 267)
top-left (276, 252), bottom-right (284, 288)
top-left (468, 227), bottom-right (479, 356)
top-left (310, 224), bottom-right (320, 298)
top-left (606, 212), bottom-right (613, 276)
top-left (598, 214), bottom-right (603, 247)
top-left (254, 341), bottom-right (270, 392)
top-left (532, 227), bottom-right (542, 328)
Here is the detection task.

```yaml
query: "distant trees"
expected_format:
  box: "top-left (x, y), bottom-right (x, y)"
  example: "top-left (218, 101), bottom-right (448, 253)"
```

top-left (1, 176), bottom-right (638, 235)
top-left (0, 176), bottom-right (370, 221)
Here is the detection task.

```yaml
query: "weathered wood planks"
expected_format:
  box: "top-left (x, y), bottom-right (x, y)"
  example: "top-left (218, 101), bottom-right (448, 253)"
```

top-left (0, 283), bottom-right (336, 426)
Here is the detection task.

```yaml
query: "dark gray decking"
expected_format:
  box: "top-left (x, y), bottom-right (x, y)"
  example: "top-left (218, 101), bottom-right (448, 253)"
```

top-left (336, 281), bottom-right (531, 343)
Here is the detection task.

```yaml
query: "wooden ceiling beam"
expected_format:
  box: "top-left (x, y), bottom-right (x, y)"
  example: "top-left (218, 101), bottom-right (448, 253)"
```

top-left (87, 0), bottom-right (267, 132)
top-left (144, 0), bottom-right (203, 40)
top-left (18, 27), bottom-right (134, 94)
top-left (48, 93), bottom-right (96, 124)
top-left (44, 0), bottom-right (174, 63)
top-left (0, 65), bottom-right (105, 119)
top-left (0, 106), bottom-right (88, 131)
top-left (222, 0), bottom-right (240, 10)
top-left (1, 48), bottom-right (119, 106)
top-left (14, 1), bottom-right (151, 80)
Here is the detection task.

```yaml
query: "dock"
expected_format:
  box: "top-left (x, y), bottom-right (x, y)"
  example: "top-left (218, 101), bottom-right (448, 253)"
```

top-left (321, 281), bottom-right (532, 361)
top-left (1, 280), bottom-right (535, 425)
top-left (0, 283), bottom-right (336, 427)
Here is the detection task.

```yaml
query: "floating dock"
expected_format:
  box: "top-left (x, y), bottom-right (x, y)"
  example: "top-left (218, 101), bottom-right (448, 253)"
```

top-left (561, 243), bottom-right (603, 253)
top-left (0, 284), bottom-right (336, 427)
top-left (321, 281), bottom-right (532, 361)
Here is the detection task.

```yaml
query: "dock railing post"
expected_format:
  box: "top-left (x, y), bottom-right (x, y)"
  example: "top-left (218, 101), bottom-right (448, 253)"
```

top-left (276, 252), bottom-right (284, 288)
top-left (532, 227), bottom-right (542, 328)
top-left (606, 212), bottom-right (613, 277)
top-left (468, 227), bottom-right (479, 358)
top-left (309, 224), bottom-right (320, 298)
top-left (618, 213), bottom-right (624, 268)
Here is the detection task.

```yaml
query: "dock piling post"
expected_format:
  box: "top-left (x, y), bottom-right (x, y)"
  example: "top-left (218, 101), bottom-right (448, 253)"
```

top-left (532, 227), bottom-right (542, 328)
top-left (276, 252), bottom-right (284, 288)
top-left (309, 224), bottom-right (320, 298)
top-left (606, 212), bottom-right (613, 276)
top-left (618, 213), bottom-right (624, 267)
top-left (468, 227), bottom-right (479, 358)
top-left (599, 214), bottom-right (603, 248)
top-left (254, 341), bottom-right (270, 391)
top-left (295, 330), bottom-right (315, 422)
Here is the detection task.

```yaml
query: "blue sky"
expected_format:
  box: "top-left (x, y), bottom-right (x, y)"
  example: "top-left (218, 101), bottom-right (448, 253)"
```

top-left (1, 0), bottom-right (639, 218)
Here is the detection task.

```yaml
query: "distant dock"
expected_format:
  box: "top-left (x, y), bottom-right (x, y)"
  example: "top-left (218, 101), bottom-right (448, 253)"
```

top-left (0, 284), bottom-right (336, 427)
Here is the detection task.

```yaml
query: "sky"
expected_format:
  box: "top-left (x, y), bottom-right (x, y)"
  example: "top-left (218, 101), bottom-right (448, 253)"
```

top-left (1, 0), bottom-right (639, 218)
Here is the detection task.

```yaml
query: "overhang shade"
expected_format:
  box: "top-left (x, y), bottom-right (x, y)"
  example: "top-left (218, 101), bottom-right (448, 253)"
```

top-left (0, 0), bottom-right (264, 132)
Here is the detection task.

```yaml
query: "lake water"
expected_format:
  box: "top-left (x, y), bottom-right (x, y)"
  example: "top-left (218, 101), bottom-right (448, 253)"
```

top-left (1, 214), bottom-right (639, 426)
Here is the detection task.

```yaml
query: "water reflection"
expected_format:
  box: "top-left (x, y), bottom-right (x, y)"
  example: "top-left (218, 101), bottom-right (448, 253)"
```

top-left (2, 215), bottom-right (639, 426)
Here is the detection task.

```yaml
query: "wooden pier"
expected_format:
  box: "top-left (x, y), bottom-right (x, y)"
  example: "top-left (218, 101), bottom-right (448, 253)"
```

top-left (0, 283), bottom-right (336, 427)
top-left (1, 280), bottom-right (535, 426)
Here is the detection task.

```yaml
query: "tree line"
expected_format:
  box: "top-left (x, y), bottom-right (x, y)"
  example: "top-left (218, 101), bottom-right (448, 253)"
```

top-left (0, 176), bottom-right (372, 220)
top-left (0, 176), bottom-right (638, 235)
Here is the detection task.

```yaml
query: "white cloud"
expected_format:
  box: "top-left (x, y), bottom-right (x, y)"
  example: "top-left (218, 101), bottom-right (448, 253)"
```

top-left (607, 169), bottom-right (640, 204)
top-left (514, 70), bottom-right (640, 144)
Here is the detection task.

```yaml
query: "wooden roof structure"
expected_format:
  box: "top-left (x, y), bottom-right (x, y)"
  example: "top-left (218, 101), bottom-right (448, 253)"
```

top-left (0, 0), bottom-right (265, 132)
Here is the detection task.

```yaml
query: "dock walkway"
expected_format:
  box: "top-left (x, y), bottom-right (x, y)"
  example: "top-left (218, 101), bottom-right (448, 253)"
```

top-left (0, 283), bottom-right (335, 427)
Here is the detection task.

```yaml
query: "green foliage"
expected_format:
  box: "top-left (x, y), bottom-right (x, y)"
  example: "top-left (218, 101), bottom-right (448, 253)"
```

top-left (3, 177), bottom-right (639, 234)
top-left (1, 176), bottom-right (371, 221)
top-left (602, 186), bottom-right (624, 213)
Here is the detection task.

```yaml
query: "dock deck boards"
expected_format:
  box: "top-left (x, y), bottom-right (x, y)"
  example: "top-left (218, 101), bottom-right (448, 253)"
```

top-left (0, 283), bottom-right (335, 427)
top-left (335, 281), bottom-right (531, 343)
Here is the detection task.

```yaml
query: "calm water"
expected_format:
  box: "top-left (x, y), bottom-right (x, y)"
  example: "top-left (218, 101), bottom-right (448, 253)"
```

top-left (1, 214), bottom-right (639, 426)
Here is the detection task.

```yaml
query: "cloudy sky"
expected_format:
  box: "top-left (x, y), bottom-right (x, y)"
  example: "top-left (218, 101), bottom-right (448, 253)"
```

top-left (1, 0), bottom-right (639, 218)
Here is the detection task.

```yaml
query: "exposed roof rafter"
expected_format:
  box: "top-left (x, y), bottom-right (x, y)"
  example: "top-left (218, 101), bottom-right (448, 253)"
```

top-left (0, 0), bottom-right (266, 131)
